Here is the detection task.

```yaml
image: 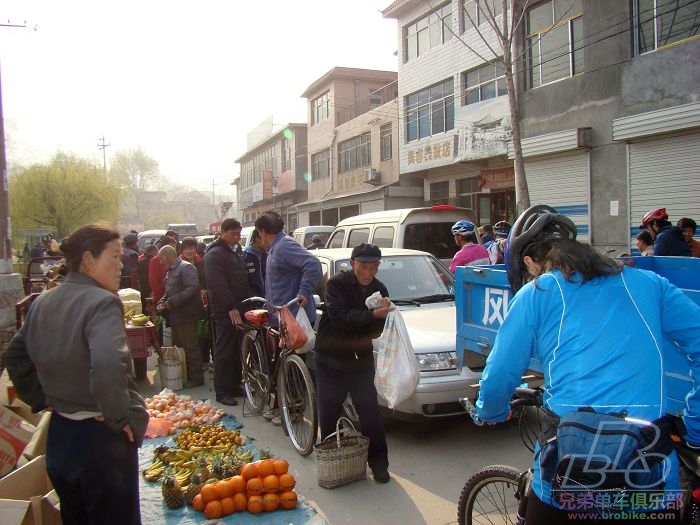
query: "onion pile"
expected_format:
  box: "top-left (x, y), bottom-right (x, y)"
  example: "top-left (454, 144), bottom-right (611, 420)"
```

top-left (145, 390), bottom-right (226, 429)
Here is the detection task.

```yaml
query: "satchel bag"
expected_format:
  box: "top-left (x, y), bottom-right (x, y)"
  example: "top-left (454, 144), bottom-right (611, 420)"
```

top-left (279, 305), bottom-right (308, 352)
top-left (538, 408), bottom-right (668, 507)
top-left (374, 309), bottom-right (419, 409)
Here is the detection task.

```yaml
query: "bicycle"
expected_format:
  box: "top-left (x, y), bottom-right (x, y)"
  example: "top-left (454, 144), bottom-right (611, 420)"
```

top-left (457, 389), bottom-right (700, 525)
top-left (238, 296), bottom-right (318, 457)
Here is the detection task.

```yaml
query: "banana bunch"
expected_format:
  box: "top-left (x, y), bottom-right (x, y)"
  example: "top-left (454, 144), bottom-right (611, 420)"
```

top-left (129, 313), bottom-right (150, 326)
top-left (143, 458), bottom-right (165, 481)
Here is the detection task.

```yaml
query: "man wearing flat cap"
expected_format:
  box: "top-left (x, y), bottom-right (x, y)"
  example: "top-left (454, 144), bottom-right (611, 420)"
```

top-left (313, 242), bottom-right (394, 483)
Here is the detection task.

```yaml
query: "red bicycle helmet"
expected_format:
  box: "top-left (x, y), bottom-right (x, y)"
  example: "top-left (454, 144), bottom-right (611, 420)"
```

top-left (640, 208), bottom-right (668, 228)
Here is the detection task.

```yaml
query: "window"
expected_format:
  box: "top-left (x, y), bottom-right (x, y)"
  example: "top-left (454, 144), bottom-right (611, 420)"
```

top-left (462, 0), bottom-right (509, 32)
top-left (526, 0), bottom-right (584, 89)
top-left (369, 90), bottom-right (383, 109)
top-left (311, 149), bottom-right (330, 180)
top-left (312, 91), bottom-right (330, 125)
top-left (380, 124), bottom-right (392, 161)
top-left (464, 60), bottom-right (507, 105)
top-left (338, 133), bottom-right (371, 173)
top-left (281, 137), bottom-right (291, 172)
top-left (406, 79), bottom-right (455, 142)
top-left (372, 226), bottom-right (395, 248)
top-left (635, 0), bottom-right (700, 54)
top-left (347, 228), bottom-right (370, 247)
top-left (405, 3), bottom-right (453, 61)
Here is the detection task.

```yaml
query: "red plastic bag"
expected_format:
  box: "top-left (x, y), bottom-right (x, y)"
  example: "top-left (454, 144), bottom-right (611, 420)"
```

top-left (145, 417), bottom-right (175, 438)
top-left (279, 305), bottom-right (308, 352)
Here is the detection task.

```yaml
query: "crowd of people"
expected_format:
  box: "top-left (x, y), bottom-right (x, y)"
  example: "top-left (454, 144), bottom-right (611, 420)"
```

top-left (3, 204), bottom-right (699, 523)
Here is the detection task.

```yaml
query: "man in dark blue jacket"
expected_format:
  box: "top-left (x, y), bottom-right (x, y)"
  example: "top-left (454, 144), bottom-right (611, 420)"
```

top-left (640, 207), bottom-right (690, 256)
top-left (243, 228), bottom-right (267, 298)
top-left (156, 245), bottom-right (205, 388)
top-left (203, 218), bottom-right (250, 406)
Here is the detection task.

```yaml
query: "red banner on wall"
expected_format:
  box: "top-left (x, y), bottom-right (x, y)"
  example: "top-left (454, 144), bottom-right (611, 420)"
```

top-left (478, 167), bottom-right (514, 190)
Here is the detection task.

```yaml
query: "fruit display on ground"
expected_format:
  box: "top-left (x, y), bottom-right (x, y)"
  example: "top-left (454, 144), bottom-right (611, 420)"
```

top-left (142, 424), bottom-right (298, 518)
top-left (145, 391), bottom-right (226, 430)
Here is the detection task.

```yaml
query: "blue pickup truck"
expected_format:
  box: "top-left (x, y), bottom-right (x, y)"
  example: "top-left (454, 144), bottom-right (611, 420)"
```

top-left (455, 256), bottom-right (700, 415)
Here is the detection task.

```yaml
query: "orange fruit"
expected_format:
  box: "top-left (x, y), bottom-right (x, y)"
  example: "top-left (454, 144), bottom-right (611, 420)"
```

top-left (232, 492), bottom-right (247, 512)
top-left (279, 490), bottom-right (298, 510)
top-left (273, 458), bottom-right (289, 475)
top-left (247, 494), bottom-right (264, 514)
top-left (257, 458), bottom-right (275, 477)
top-left (263, 492), bottom-right (280, 512)
top-left (220, 496), bottom-right (235, 516)
top-left (204, 500), bottom-right (223, 519)
top-left (192, 494), bottom-right (205, 512)
top-left (228, 475), bottom-right (246, 494)
top-left (246, 476), bottom-right (264, 495)
top-left (279, 472), bottom-right (296, 491)
top-left (215, 480), bottom-right (233, 499)
top-left (200, 483), bottom-right (218, 504)
top-left (241, 462), bottom-right (258, 481)
top-left (262, 474), bottom-right (280, 493)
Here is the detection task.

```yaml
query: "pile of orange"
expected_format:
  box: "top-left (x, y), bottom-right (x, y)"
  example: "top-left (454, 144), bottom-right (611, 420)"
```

top-left (192, 458), bottom-right (298, 519)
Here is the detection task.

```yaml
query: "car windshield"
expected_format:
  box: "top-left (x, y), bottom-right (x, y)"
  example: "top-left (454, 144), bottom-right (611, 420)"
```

top-left (332, 254), bottom-right (454, 302)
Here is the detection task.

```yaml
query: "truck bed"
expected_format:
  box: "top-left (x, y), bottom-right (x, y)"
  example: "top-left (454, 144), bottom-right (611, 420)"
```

top-left (455, 256), bottom-right (700, 415)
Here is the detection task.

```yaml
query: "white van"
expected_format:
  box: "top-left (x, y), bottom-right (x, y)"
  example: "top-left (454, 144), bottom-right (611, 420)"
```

top-left (326, 206), bottom-right (476, 265)
top-left (292, 226), bottom-right (334, 249)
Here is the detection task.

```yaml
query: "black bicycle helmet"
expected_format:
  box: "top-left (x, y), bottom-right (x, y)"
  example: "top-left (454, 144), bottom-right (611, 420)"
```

top-left (504, 204), bottom-right (577, 293)
top-left (493, 221), bottom-right (511, 238)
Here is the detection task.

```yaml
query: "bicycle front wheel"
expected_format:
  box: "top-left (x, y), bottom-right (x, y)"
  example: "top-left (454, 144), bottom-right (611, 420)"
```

top-left (240, 330), bottom-right (271, 413)
top-left (458, 465), bottom-right (522, 525)
top-left (279, 354), bottom-right (318, 456)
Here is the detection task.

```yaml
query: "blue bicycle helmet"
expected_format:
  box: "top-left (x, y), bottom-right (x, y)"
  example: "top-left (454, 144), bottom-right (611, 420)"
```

top-left (493, 221), bottom-right (511, 238)
top-left (451, 220), bottom-right (476, 236)
top-left (504, 205), bottom-right (577, 293)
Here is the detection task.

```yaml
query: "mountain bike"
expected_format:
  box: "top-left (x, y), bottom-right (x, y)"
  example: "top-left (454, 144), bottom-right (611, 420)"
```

top-left (238, 296), bottom-right (318, 457)
top-left (457, 388), bottom-right (542, 525)
top-left (457, 389), bottom-right (700, 524)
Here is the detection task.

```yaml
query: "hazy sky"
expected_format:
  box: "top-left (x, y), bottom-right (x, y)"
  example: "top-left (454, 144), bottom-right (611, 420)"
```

top-left (1, 1), bottom-right (398, 197)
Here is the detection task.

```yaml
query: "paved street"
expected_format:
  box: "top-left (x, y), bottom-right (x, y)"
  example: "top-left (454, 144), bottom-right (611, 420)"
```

top-left (2, 365), bottom-right (531, 525)
top-left (138, 369), bottom-right (531, 525)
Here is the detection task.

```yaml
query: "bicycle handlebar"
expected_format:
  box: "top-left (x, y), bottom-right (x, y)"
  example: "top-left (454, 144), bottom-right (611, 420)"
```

top-left (241, 296), bottom-right (301, 311)
top-left (460, 387), bottom-right (543, 426)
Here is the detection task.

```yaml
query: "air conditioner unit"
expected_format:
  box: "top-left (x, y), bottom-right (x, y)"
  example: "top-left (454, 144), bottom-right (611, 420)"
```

top-left (363, 168), bottom-right (380, 185)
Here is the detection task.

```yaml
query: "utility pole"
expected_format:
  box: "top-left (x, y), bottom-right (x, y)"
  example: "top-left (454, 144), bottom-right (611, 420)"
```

top-left (0, 19), bottom-right (32, 274)
top-left (97, 135), bottom-right (110, 180)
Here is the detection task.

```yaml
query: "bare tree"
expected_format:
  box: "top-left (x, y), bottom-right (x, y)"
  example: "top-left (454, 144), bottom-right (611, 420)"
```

top-left (463, 0), bottom-right (531, 212)
top-left (110, 147), bottom-right (160, 222)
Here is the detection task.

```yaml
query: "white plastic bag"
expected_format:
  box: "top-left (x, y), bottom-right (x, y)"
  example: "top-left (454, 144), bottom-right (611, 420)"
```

top-left (295, 307), bottom-right (316, 354)
top-left (374, 309), bottom-right (419, 409)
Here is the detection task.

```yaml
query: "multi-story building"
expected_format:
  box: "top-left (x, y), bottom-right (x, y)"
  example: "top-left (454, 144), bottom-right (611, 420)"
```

top-left (295, 67), bottom-right (422, 226)
top-left (234, 120), bottom-right (308, 230)
top-left (384, 0), bottom-right (699, 251)
top-left (383, 0), bottom-right (518, 228)
top-left (512, 0), bottom-right (699, 252)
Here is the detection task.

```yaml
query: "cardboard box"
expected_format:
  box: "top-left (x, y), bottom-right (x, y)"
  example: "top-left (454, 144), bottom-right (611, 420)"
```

top-left (0, 455), bottom-right (61, 525)
top-left (17, 412), bottom-right (51, 468)
top-left (0, 404), bottom-right (37, 477)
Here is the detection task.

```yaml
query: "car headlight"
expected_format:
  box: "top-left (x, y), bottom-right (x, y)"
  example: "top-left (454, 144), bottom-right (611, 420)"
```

top-left (416, 352), bottom-right (458, 371)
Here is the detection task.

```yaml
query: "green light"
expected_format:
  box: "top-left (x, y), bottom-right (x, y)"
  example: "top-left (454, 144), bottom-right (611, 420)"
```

top-left (283, 128), bottom-right (293, 140)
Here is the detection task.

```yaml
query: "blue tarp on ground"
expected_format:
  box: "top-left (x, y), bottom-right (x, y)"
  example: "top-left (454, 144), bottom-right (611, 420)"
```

top-left (139, 415), bottom-right (320, 524)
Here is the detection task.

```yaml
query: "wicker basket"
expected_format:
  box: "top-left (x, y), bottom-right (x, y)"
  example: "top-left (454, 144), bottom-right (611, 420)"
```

top-left (314, 417), bottom-right (369, 489)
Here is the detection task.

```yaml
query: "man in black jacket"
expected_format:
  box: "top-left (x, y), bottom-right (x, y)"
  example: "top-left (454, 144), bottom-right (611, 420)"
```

top-left (314, 243), bottom-right (394, 483)
top-left (203, 218), bottom-right (250, 406)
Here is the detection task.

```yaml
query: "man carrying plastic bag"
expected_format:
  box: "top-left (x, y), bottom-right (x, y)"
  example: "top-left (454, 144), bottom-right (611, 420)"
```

top-left (314, 243), bottom-right (394, 483)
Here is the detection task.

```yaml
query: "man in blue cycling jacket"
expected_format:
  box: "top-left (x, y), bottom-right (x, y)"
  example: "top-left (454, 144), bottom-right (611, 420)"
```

top-left (475, 205), bottom-right (700, 524)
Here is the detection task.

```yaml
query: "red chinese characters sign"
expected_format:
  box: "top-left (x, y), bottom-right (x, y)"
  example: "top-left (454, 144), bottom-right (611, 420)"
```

top-left (478, 167), bottom-right (514, 190)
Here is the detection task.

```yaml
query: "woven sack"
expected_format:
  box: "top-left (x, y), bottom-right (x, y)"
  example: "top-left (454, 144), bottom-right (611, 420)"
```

top-left (314, 417), bottom-right (369, 489)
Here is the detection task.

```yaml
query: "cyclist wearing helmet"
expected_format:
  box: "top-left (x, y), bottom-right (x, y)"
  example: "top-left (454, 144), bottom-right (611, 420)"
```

top-left (475, 205), bottom-right (700, 523)
top-left (448, 220), bottom-right (490, 273)
top-left (486, 220), bottom-right (511, 264)
top-left (640, 207), bottom-right (690, 256)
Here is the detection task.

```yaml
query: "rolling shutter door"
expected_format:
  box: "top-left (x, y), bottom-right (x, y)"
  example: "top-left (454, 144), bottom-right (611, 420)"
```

top-left (524, 151), bottom-right (590, 242)
top-left (629, 131), bottom-right (700, 244)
